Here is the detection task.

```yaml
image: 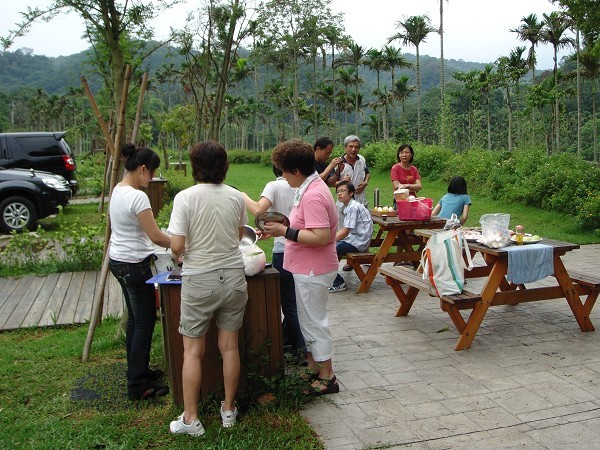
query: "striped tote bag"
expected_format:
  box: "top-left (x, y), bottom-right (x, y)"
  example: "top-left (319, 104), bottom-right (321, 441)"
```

top-left (421, 230), bottom-right (473, 297)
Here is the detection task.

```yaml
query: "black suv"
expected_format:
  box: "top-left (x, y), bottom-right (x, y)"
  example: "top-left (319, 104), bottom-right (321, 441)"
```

top-left (0, 132), bottom-right (78, 194)
top-left (0, 168), bottom-right (71, 233)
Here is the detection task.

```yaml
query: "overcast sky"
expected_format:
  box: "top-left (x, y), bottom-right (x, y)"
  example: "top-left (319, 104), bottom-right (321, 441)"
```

top-left (1, 0), bottom-right (569, 70)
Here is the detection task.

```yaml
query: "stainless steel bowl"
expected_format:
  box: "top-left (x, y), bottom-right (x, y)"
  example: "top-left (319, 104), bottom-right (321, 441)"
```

top-left (240, 225), bottom-right (258, 247)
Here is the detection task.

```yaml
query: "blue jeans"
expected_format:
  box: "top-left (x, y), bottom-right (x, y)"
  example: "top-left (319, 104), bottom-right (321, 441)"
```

top-left (110, 256), bottom-right (157, 394)
top-left (334, 241), bottom-right (359, 287)
top-left (272, 252), bottom-right (305, 353)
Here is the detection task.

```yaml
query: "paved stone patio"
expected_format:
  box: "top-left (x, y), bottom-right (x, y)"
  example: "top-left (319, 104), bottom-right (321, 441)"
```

top-left (300, 244), bottom-right (600, 449)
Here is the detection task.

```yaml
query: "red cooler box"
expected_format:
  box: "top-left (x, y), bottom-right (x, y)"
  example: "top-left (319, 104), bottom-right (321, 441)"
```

top-left (397, 198), bottom-right (433, 220)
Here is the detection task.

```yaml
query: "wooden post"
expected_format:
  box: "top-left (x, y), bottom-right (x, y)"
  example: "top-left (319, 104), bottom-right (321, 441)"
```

top-left (82, 65), bottom-right (132, 362)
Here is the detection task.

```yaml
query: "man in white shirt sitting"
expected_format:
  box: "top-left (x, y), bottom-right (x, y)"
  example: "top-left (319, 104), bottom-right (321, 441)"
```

top-left (329, 181), bottom-right (373, 292)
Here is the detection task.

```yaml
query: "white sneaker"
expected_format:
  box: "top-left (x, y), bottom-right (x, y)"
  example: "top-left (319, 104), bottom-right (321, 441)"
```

top-left (220, 401), bottom-right (238, 428)
top-left (169, 413), bottom-right (205, 436)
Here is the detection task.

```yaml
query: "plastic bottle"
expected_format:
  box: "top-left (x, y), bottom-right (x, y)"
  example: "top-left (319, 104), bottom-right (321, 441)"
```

top-left (515, 225), bottom-right (524, 245)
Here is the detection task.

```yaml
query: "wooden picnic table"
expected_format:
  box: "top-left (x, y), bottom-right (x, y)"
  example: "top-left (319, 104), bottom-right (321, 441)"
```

top-left (413, 229), bottom-right (598, 350)
top-left (351, 215), bottom-right (446, 293)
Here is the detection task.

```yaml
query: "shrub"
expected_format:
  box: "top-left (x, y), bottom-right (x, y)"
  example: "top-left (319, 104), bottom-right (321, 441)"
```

top-left (576, 194), bottom-right (600, 231)
top-left (227, 149), bottom-right (268, 164)
top-left (156, 201), bottom-right (173, 229)
top-left (163, 168), bottom-right (193, 201)
top-left (76, 153), bottom-right (106, 196)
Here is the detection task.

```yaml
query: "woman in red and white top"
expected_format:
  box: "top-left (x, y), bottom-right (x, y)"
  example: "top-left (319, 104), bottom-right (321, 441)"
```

top-left (390, 143), bottom-right (422, 199)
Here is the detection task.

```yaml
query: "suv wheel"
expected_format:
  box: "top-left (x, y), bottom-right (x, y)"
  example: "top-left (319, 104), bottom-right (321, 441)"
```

top-left (0, 196), bottom-right (37, 232)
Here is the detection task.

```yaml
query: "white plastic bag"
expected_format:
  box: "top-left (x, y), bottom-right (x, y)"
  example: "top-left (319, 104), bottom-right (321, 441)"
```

top-left (421, 230), bottom-right (473, 297)
top-left (240, 243), bottom-right (266, 276)
top-left (479, 213), bottom-right (511, 248)
top-left (443, 213), bottom-right (461, 230)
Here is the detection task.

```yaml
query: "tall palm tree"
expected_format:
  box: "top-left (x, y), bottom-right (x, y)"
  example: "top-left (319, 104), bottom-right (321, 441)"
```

top-left (365, 48), bottom-right (385, 92)
top-left (580, 44), bottom-right (600, 162)
top-left (337, 67), bottom-right (356, 136)
top-left (393, 75), bottom-right (415, 116)
top-left (339, 42), bottom-right (367, 134)
top-left (540, 11), bottom-right (574, 152)
top-left (365, 48), bottom-right (386, 139)
top-left (381, 46), bottom-right (412, 137)
top-left (497, 47), bottom-right (528, 151)
top-left (511, 14), bottom-right (544, 80)
top-left (438, 0), bottom-right (448, 145)
top-left (388, 15), bottom-right (436, 142)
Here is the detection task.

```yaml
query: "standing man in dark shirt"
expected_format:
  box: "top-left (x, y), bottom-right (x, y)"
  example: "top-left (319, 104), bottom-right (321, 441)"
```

top-left (313, 137), bottom-right (344, 187)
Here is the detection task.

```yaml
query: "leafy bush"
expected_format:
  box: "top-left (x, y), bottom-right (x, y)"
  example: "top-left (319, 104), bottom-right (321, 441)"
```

top-left (162, 168), bottom-right (193, 201)
top-left (227, 149), bottom-right (270, 164)
top-left (414, 145), bottom-right (454, 179)
top-left (156, 201), bottom-right (173, 229)
top-left (76, 153), bottom-right (106, 196)
top-left (576, 194), bottom-right (600, 232)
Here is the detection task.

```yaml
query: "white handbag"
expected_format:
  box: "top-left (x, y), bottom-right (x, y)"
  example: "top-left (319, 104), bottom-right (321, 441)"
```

top-left (421, 230), bottom-right (473, 297)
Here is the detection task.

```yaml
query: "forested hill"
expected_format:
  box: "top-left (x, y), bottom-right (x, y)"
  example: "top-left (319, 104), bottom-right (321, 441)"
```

top-left (0, 45), bottom-right (489, 96)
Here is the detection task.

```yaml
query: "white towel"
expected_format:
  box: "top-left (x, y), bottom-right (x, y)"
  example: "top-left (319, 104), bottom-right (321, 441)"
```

top-left (293, 172), bottom-right (320, 206)
top-left (506, 244), bottom-right (554, 284)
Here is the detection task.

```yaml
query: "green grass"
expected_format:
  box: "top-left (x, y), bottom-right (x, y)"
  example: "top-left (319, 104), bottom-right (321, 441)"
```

top-left (37, 202), bottom-right (107, 237)
top-left (0, 318), bottom-right (322, 449)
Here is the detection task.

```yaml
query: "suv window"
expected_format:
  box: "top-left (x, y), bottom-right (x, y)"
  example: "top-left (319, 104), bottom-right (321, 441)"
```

top-left (14, 136), bottom-right (63, 157)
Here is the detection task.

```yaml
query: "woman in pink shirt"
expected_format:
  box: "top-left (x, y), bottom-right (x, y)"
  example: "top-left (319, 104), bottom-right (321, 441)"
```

top-left (262, 139), bottom-right (340, 396)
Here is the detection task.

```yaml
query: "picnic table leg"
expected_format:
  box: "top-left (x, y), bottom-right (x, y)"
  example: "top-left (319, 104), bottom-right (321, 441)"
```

top-left (583, 289), bottom-right (599, 317)
top-left (554, 256), bottom-right (595, 332)
top-left (442, 302), bottom-right (467, 334)
top-left (455, 259), bottom-right (507, 350)
top-left (385, 277), bottom-right (419, 317)
top-left (357, 229), bottom-right (400, 293)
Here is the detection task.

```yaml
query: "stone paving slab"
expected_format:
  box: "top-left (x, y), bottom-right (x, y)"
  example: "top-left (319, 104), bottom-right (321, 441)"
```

top-left (300, 244), bottom-right (600, 449)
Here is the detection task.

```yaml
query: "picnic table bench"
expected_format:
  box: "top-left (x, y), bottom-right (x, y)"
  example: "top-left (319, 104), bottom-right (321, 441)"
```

top-left (348, 215), bottom-right (446, 293)
top-left (378, 265), bottom-right (482, 333)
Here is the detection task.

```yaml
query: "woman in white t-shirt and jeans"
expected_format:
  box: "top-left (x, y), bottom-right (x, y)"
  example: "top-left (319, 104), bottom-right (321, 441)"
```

top-left (109, 144), bottom-right (172, 400)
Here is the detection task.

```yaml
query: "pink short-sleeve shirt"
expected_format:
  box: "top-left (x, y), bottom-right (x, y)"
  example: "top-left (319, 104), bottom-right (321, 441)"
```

top-left (283, 178), bottom-right (339, 275)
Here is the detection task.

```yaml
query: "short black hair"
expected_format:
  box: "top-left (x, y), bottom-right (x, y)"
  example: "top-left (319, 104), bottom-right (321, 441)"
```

top-left (447, 176), bottom-right (468, 195)
top-left (314, 137), bottom-right (334, 150)
top-left (190, 141), bottom-right (229, 183)
top-left (336, 180), bottom-right (355, 197)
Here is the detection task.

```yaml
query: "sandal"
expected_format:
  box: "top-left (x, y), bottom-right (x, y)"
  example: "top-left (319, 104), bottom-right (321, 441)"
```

top-left (304, 376), bottom-right (340, 396)
top-left (299, 370), bottom-right (320, 382)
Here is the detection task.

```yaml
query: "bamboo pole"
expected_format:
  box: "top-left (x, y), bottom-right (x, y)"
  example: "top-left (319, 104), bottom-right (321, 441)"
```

top-left (131, 73), bottom-right (149, 145)
top-left (99, 111), bottom-right (115, 214)
top-left (82, 65), bottom-right (133, 361)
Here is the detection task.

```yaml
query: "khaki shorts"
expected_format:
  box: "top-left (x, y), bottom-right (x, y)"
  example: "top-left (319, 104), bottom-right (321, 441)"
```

top-left (179, 268), bottom-right (248, 338)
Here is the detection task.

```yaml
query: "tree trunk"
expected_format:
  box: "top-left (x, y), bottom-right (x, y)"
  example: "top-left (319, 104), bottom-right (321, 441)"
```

top-left (416, 46), bottom-right (421, 142)
top-left (439, 0), bottom-right (445, 146)
top-left (576, 29), bottom-right (582, 158)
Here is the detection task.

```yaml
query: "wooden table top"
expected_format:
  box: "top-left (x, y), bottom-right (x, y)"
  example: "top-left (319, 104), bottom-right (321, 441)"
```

top-left (414, 229), bottom-right (580, 256)
top-left (371, 215), bottom-right (446, 229)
